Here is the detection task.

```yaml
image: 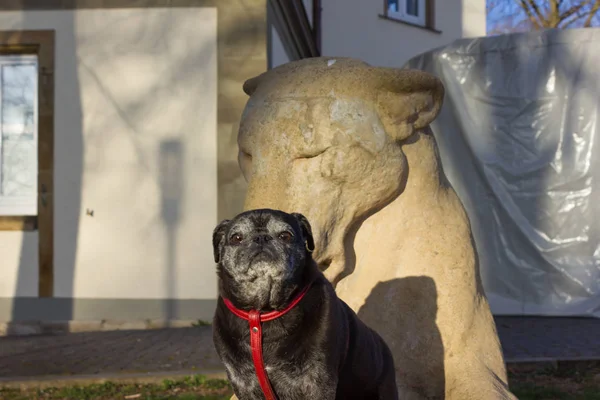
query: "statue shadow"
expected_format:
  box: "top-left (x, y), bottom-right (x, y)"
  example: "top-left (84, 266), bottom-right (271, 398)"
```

top-left (357, 276), bottom-right (445, 399)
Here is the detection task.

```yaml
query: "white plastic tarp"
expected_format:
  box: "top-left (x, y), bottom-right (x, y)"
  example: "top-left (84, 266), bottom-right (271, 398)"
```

top-left (404, 28), bottom-right (600, 317)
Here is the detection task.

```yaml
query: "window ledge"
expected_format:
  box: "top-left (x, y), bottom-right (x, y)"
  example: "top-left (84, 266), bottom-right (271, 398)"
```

top-left (378, 14), bottom-right (442, 34)
top-left (0, 216), bottom-right (38, 231)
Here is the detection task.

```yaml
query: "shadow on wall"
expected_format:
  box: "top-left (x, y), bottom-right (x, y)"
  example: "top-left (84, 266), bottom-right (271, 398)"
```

top-left (159, 139), bottom-right (184, 320)
top-left (357, 277), bottom-right (444, 399)
top-left (10, 3), bottom-right (84, 329)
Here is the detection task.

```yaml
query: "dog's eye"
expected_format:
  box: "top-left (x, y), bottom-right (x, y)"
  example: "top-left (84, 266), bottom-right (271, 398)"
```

top-left (230, 233), bottom-right (244, 244)
top-left (278, 231), bottom-right (293, 242)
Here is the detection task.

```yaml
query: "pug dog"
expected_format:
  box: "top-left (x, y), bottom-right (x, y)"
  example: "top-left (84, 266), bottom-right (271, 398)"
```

top-left (212, 209), bottom-right (398, 400)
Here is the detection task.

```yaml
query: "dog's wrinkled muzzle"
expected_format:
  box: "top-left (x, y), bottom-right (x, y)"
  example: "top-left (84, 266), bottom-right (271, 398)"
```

top-left (249, 246), bottom-right (278, 263)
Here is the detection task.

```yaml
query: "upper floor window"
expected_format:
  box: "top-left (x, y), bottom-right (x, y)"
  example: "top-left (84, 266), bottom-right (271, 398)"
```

top-left (387, 0), bottom-right (427, 27)
top-left (0, 54), bottom-right (38, 216)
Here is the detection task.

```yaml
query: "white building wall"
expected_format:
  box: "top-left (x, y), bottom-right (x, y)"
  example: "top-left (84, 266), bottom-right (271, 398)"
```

top-left (462, 0), bottom-right (487, 38)
top-left (0, 8), bottom-right (218, 301)
top-left (270, 0), bottom-right (486, 68)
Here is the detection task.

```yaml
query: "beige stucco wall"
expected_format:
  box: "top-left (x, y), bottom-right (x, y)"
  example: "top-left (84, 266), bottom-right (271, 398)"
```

top-left (271, 0), bottom-right (486, 68)
top-left (0, 8), bottom-right (218, 300)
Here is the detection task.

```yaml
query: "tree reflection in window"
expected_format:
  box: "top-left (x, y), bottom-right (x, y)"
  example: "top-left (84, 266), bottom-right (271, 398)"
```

top-left (0, 55), bottom-right (38, 215)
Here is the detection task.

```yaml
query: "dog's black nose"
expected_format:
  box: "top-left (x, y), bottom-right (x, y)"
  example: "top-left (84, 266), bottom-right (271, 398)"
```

top-left (253, 234), bottom-right (272, 245)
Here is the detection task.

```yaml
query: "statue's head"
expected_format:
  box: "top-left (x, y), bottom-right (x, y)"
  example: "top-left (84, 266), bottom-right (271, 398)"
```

top-left (238, 57), bottom-right (444, 281)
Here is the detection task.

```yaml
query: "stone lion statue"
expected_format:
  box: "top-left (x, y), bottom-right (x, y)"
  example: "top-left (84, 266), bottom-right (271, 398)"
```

top-left (230, 57), bottom-right (515, 399)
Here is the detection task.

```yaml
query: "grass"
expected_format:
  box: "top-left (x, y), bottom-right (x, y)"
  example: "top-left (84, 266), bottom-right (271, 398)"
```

top-left (509, 361), bottom-right (600, 400)
top-left (0, 375), bottom-right (233, 400)
top-left (3, 362), bottom-right (600, 399)
top-left (191, 320), bottom-right (212, 327)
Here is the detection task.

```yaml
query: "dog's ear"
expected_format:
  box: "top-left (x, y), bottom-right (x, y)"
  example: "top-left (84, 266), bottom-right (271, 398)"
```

top-left (292, 213), bottom-right (315, 253)
top-left (212, 219), bottom-right (231, 263)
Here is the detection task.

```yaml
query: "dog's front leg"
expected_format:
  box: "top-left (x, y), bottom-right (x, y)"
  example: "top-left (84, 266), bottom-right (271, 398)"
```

top-left (295, 374), bottom-right (338, 400)
top-left (312, 385), bottom-right (337, 400)
top-left (278, 385), bottom-right (336, 400)
top-left (229, 384), bottom-right (336, 400)
top-left (272, 371), bottom-right (337, 400)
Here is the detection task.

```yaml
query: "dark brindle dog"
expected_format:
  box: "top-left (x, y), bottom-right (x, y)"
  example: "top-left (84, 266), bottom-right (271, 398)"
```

top-left (212, 209), bottom-right (398, 400)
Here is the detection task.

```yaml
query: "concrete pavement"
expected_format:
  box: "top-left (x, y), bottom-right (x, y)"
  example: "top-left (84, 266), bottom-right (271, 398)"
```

top-left (1, 317), bottom-right (599, 385)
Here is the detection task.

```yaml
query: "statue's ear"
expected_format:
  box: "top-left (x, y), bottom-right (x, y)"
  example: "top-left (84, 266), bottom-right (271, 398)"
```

top-left (376, 69), bottom-right (444, 141)
top-left (243, 72), bottom-right (266, 96)
top-left (212, 219), bottom-right (231, 263)
top-left (291, 213), bottom-right (315, 253)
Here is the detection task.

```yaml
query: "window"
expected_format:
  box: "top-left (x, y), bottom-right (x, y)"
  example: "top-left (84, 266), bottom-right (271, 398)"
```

top-left (0, 54), bottom-right (38, 216)
top-left (0, 30), bottom-right (54, 296)
top-left (387, 0), bottom-right (427, 26)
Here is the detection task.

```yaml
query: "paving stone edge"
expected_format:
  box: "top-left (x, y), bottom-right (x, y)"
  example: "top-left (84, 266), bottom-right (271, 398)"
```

top-left (0, 320), bottom-right (201, 336)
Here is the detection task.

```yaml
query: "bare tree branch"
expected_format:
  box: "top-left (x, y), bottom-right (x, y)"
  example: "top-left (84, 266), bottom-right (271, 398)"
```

top-left (559, 0), bottom-right (591, 24)
top-left (584, 0), bottom-right (600, 26)
top-left (492, 0), bottom-right (600, 33)
top-left (560, 11), bottom-right (588, 27)
top-left (550, 0), bottom-right (561, 26)
top-left (516, 0), bottom-right (543, 28)
top-left (525, 0), bottom-right (547, 24)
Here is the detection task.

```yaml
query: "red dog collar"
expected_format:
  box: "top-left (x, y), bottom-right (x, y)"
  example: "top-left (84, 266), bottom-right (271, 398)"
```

top-left (222, 282), bottom-right (314, 400)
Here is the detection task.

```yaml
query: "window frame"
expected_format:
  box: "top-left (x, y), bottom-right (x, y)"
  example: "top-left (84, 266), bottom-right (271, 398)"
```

top-left (387, 0), bottom-right (427, 26)
top-left (0, 30), bottom-right (55, 298)
top-left (382, 0), bottom-right (438, 32)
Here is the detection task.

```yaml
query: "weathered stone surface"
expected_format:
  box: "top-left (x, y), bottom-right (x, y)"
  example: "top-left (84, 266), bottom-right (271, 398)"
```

top-left (41, 320), bottom-right (99, 334)
top-left (1, 321), bottom-right (43, 336)
top-left (0, 319), bottom-right (196, 336)
top-left (237, 57), bottom-right (516, 399)
top-left (101, 320), bottom-right (149, 331)
top-left (146, 319), bottom-right (197, 329)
